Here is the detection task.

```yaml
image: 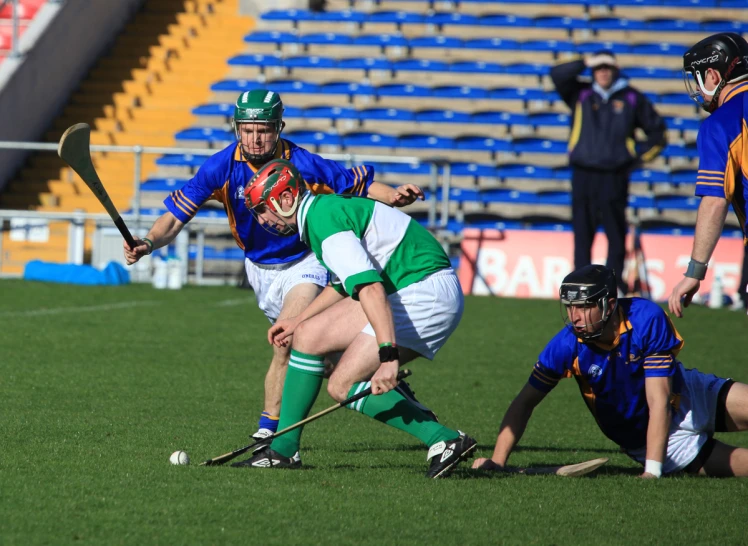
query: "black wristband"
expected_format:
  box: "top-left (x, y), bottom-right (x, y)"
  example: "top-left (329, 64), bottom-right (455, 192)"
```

top-left (378, 345), bottom-right (399, 363)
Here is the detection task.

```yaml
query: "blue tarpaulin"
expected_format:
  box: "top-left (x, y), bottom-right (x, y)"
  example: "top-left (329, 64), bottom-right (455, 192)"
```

top-left (23, 261), bottom-right (130, 286)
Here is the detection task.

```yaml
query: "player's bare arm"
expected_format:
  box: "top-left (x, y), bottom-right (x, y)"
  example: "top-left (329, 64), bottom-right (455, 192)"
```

top-left (268, 285), bottom-right (345, 347)
top-left (642, 375), bottom-right (673, 478)
top-left (357, 282), bottom-right (399, 395)
top-left (367, 181), bottom-right (424, 207)
top-left (668, 196), bottom-right (729, 317)
top-left (123, 211), bottom-right (184, 264)
top-left (473, 383), bottom-right (547, 470)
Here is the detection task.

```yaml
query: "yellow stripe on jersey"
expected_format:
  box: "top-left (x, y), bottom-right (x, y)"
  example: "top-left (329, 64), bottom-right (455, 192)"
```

top-left (176, 190), bottom-right (198, 214)
top-left (698, 169), bottom-right (726, 175)
top-left (358, 166), bottom-right (369, 195)
top-left (696, 176), bottom-right (726, 181)
top-left (178, 190), bottom-right (198, 210)
top-left (643, 365), bottom-right (672, 369)
top-left (170, 193), bottom-right (193, 217)
top-left (531, 371), bottom-right (557, 386)
top-left (533, 366), bottom-right (560, 384)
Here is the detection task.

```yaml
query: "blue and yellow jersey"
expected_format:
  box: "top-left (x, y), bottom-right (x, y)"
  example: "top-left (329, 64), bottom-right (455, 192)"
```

top-left (163, 139), bottom-right (375, 264)
top-left (528, 298), bottom-right (685, 450)
top-left (695, 82), bottom-right (748, 242)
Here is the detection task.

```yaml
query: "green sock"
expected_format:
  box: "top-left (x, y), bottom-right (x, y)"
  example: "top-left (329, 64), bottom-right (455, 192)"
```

top-left (270, 350), bottom-right (325, 458)
top-left (347, 381), bottom-right (458, 446)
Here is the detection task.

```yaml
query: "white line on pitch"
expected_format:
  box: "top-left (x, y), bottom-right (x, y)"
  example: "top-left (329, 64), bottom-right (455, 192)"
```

top-left (0, 301), bottom-right (159, 318)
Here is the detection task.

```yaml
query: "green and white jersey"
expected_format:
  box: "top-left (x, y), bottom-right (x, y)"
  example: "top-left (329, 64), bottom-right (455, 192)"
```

top-left (297, 193), bottom-right (451, 299)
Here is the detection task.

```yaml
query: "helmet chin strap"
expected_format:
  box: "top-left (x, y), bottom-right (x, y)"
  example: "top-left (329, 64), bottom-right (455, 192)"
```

top-left (269, 194), bottom-right (300, 218)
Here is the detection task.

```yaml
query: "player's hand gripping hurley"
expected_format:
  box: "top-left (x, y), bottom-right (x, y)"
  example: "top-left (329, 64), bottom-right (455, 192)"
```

top-left (57, 123), bottom-right (136, 248)
top-left (201, 369), bottom-right (413, 466)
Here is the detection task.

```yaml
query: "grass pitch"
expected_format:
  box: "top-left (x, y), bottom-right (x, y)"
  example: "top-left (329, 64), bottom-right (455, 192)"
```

top-left (2, 279), bottom-right (747, 545)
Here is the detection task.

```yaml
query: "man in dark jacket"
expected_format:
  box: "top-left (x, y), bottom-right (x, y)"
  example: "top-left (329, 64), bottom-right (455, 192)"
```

top-left (551, 51), bottom-right (667, 294)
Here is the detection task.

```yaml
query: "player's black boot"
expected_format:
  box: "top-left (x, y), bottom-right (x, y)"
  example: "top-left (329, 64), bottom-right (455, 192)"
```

top-left (396, 381), bottom-right (439, 422)
top-left (425, 431), bottom-right (477, 479)
top-left (231, 446), bottom-right (302, 469)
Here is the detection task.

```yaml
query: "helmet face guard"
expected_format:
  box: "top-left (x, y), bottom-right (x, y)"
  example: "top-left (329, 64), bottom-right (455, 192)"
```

top-left (682, 32), bottom-right (748, 113)
top-left (559, 265), bottom-right (618, 340)
top-left (244, 159), bottom-right (306, 237)
top-left (232, 90), bottom-right (284, 163)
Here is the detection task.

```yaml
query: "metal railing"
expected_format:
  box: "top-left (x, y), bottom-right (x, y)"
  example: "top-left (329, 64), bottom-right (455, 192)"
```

top-left (0, 140), bottom-right (454, 282)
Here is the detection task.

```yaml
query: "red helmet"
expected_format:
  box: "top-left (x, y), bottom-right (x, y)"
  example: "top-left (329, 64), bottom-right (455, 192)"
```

top-left (245, 159), bottom-right (306, 234)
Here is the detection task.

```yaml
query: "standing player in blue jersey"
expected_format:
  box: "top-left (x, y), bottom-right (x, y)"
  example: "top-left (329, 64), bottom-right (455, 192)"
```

top-left (123, 89), bottom-right (425, 440)
top-left (669, 33), bottom-right (748, 317)
top-left (474, 265), bottom-right (748, 478)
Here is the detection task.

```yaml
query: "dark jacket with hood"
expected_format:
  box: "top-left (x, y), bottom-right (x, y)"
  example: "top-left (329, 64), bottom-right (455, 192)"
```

top-left (550, 60), bottom-right (667, 172)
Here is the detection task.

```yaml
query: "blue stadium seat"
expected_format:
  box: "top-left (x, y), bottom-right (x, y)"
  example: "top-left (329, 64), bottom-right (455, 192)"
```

top-left (521, 40), bottom-right (577, 53)
top-left (369, 162), bottom-right (431, 176)
top-left (430, 12), bottom-right (480, 26)
top-left (303, 106), bottom-right (358, 120)
top-left (227, 54), bottom-right (282, 68)
top-left (313, 10), bottom-right (367, 24)
top-left (192, 103), bottom-right (234, 117)
top-left (215, 79), bottom-right (318, 95)
top-left (553, 166), bottom-right (572, 180)
top-left (628, 194), bottom-right (656, 209)
top-left (506, 63), bottom-right (550, 76)
top-left (432, 85), bottom-right (488, 99)
top-left (480, 188), bottom-right (540, 205)
top-left (393, 58), bottom-right (451, 72)
top-left (398, 134), bottom-right (454, 150)
top-left (368, 10), bottom-right (425, 24)
top-left (261, 9), bottom-right (316, 22)
top-left (244, 31), bottom-right (297, 44)
top-left (281, 105), bottom-right (304, 118)
top-left (666, 116), bottom-right (701, 132)
top-left (630, 169), bottom-right (671, 184)
top-left (297, 33), bottom-right (353, 46)
top-left (337, 57), bottom-right (392, 71)
top-left (667, 0), bottom-right (716, 5)
top-left (536, 191), bottom-right (572, 206)
top-left (588, 17), bottom-right (647, 31)
top-left (450, 61), bottom-right (504, 74)
top-left (341, 131), bottom-right (398, 148)
top-left (495, 164), bottom-right (556, 180)
top-left (661, 142), bottom-right (698, 159)
top-left (462, 38), bottom-right (520, 51)
top-left (360, 107), bottom-right (415, 121)
top-left (450, 162), bottom-right (500, 178)
top-left (284, 130), bottom-right (342, 147)
top-left (175, 128), bottom-right (233, 142)
top-left (576, 41), bottom-right (631, 54)
top-left (532, 16), bottom-right (587, 30)
top-left (630, 43), bottom-right (688, 56)
top-left (512, 138), bottom-right (567, 154)
top-left (415, 109), bottom-right (472, 123)
top-left (409, 35), bottom-right (463, 49)
top-left (353, 33), bottom-right (409, 47)
top-left (189, 245), bottom-right (245, 261)
top-left (470, 111), bottom-right (528, 126)
top-left (317, 81), bottom-right (374, 97)
top-left (155, 154), bottom-right (208, 168)
top-left (141, 178), bottom-right (187, 191)
top-left (700, 20), bottom-right (746, 33)
top-left (375, 83), bottom-right (431, 97)
top-left (657, 92), bottom-right (697, 105)
top-left (526, 112), bottom-right (570, 127)
top-left (655, 195), bottom-right (700, 210)
top-left (646, 18), bottom-right (701, 32)
top-left (489, 87), bottom-right (551, 102)
top-left (446, 188), bottom-right (481, 203)
top-left (624, 67), bottom-right (681, 79)
top-left (669, 169), bottom-right (698, 185)
top-left (454, 136), bottom-right (512, 152)
top-left (284, 55), bottom-right (336, 69)
top-left (478, 14), bottom-right (533, 28)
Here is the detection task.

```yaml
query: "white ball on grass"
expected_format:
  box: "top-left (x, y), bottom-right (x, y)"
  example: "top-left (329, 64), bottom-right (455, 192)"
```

top-left (170, 450), bottom-right (190, 465)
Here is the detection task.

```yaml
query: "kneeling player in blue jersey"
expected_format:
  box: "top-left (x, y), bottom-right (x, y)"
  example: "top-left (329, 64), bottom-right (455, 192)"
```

top-left (123, 89), bottom-right (425, 441)
top-left (474, 265), bottom-right (748, 478)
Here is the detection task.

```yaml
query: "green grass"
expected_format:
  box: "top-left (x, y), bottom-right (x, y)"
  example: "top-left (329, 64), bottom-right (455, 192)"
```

top-left (2, 279), bottom-right (747, 545)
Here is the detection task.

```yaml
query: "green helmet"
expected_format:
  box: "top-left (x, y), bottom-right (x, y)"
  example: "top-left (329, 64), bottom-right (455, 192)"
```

top-left (232, 89), bottom-right (285, 163)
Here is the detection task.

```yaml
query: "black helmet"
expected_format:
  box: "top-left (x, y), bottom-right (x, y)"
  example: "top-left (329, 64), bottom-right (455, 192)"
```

top-left (559, 265), bottom-right (618, 340)
top-left (683, 32), bottom-right (748, 113)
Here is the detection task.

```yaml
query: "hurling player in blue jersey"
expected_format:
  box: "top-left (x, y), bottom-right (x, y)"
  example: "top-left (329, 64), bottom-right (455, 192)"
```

top-left (669, 33), bottom-right (748, 317)
top-left (474, 265), bottom-right (748, 478)
top-left (123, 89), bottom-right (425, 440)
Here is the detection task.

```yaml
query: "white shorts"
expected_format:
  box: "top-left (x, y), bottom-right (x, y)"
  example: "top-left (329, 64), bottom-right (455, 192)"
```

top-left (244, 252), bottom-right (328, 323)
top-left (361, 268), bottom-right (464, 360)
top-left (627, 366), bottom-right (729, 475)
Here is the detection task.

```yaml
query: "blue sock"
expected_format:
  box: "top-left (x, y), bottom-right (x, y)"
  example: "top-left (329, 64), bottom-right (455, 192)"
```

top-left (258, 411), bottom-right (279, 432)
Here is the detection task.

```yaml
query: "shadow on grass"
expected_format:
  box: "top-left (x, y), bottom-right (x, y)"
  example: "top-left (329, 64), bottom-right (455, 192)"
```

top-left (454, 464), bottom-right (639, 480)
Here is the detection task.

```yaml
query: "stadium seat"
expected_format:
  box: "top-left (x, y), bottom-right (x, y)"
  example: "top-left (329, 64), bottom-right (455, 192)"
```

top-left (341, 131), bottom-right (398, 148)
top-left (140, 178), bottom-right (188, 192)
top-left (454, 136), bottom-right (512, 153)
top-left (495, 164), bottom-right (557, 180)
top-left (303, 105), bottom-right (358, 121)
top-left (175, 128), bottom-right (233, 143)
top-left (244, 31), bottom-right (298, 45)
top-left (512, 138), bottom-right (567, 155)
top-left (655, 195), bottom-right (700, 210)
top-left (630, 169), bottom-right (672, 184)
top-left (397, 133), bottom-right (454, 150)
top-left (415, 109), bottom-right (472, 124)
top-left (155, 155), bottom-right (208, 168)
top-left (645, 18), bottom-right (701, 32)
